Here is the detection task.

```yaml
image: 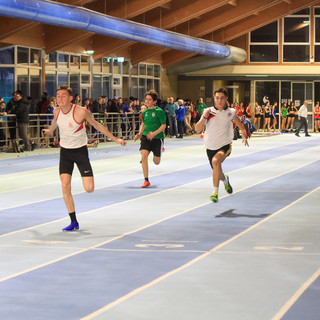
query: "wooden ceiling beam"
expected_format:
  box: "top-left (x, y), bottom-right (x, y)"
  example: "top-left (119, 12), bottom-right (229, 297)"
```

top-left (130, 0), bottom-right (278, 64)
top-left (162, 0), bottom-right (320, 68)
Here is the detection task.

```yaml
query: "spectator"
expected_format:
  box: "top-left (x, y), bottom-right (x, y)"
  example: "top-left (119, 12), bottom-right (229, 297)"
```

top-left (286, 101), bottom-right (297, 132)
top-left (13, 90), bottom-right (36, 151)
top-left (280, 102), bottom-right (288, 132)
top-left (164, 97), bottom-right (178, 138)
top-left (254, 102), bottom-right (262, 131)
top-left (0, 101), bottom-right (7, 147)
top-left (314, 102), bottom-right (320, 133)
top-left (36, 92), bottom-right (48, 114)
top-left (184, 99), bottom-right (194, 134)
top-left (195, 97), bottom-right (207, 122)
top-left (176, 99), bottom-right (185, 138)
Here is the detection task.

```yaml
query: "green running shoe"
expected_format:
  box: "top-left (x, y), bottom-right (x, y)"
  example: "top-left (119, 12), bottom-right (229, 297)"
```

top-left (224, 174), bottom-right (233, 194)
top-left (210, 192), bottom-right (219, 203)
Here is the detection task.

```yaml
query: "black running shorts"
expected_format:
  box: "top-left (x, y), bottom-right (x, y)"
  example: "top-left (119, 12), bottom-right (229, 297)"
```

top-left (206, 144), bottom-right (232, 169)
top-left (140, 135), bottom-right (163, 157)
top-left (59, 145), bottom-right (93, 177)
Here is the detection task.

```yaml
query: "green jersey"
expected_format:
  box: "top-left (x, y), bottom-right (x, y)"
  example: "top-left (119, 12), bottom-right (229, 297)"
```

top-left (142, 107), bottom-right (166, 139)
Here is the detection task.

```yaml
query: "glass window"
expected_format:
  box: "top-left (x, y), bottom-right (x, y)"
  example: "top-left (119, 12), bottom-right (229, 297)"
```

top-left (283, 45), bottom-right (309, 62)
top-left (139, 64), bottom-right (146, 75)
top-left (58, 72), bottom-right (68, 86)
top-left (284, 17), bottom-right (309, 43)
top-left (250, 45), bottom-right (278, 62)
top-left (80, 56), bottom-right (90, 72)
top-left (70, 55), bottom-right (80, 71)
top-left (58, 54), bottom-right (69, 68)
top-left (154, 65), bottom-right (161, 78)
top-left (139, 78), bottom-right (146, 100)
top-left (0, 47), bottom-right (14, 64)
top-left (30, 69), bottom-right (41, 99)
top-left (250, 22), bottom-right (278, 43)
top-left (45, 70), bottom-right (57, 97)
top-left (113, 77), bottom-right (121, 86)
top-left (314, 82), bottom-right (320, 103)
top-left (132, 64), bottom-right (138, 75)
top-left (122, 77), bottom-right (129, 99)
top-left (81, 74), bottom-right (90, 84)
top-left (0, 67), bottom-right (14, 97)
top-left (17, 67), bottom-right (29, 96)
top-left (154, 79), bottom-right (160, 96)
top-left (103, 75), bottom-right (110, 98)
top-left (70, 74), bottom-right (80, 96)
top-left (315, 7), bottom-right (320, 15)
top-left (131, 77), bottom-right (138, 99)
top-left (93, 58), bottom-right (102, 73)
top-left (147, 65), bottom-right (154, 76)
top-left (113, 59), bottom-right (121, 74)
top-left (315, 45), bottom-right (320, 62)
top-left (46, 52), bottom-right (57, 69)
top-left (147, 78), bottom-right (153, 91)
top-left (280, 82), bottom-right (291, 102)
top-left (18, 47), bottom-right (29, 64)
top-left (93, 74), bottom-right (102, 100)
top-left (30, 49), bottom-right (41, 66)
top-left (122, 61), bottom-right (130, 75)
top-left (102, 58), bottom-right (111, 73)
top-left (315, 18), bottom-right (320, 42)
top-left (255, 81), bottom-right (279, 107)
top-left (292, 8), bottom-right (310, 15)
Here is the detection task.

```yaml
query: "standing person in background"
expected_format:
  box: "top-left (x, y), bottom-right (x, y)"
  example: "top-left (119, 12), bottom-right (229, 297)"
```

top-left (271, 101), bottom-right (278, 132)
top-left (43, 85), bottom-right (126, 231)
top-left (134, 90), bottom-right (166, 188)
top-left (195, 88), bottom-right (248, 203)
top-left (184, 99), bottom-right (194, 134)
top-left (262, 101), bottom-right (272, 132)
top-left (164, 97), bottom-right (178, 138)
top-left (314, 102), bottom-right (320, 133)
top-left (195, 97), bottom-right (207, 122)
top-left (286, 101), bottom-right (298, 132)
top-left (13, 90), bottom-right (36, 151)
top-left (246, 102), bottom-right (252, 122)
top-left (254, 102), bottom-right (262, 131)
top-left (176, 99), bottom-right (185, 138)
top-left (295, 100), bottom-right (311, 137)
top-left (0, 101), bottom-right (7, 147)
top-left (280, 102), bottom-right (288, 132)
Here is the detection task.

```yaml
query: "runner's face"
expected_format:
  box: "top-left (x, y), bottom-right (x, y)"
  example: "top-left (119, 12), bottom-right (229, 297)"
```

top-left (145, 95), bottom-right (155, 108)
top-left (214, 92), bottom-right (227, 109)
top-left (57, 90), bottom-right (72, 108)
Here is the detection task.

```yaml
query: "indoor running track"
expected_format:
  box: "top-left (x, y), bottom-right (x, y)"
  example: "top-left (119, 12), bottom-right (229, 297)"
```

top-left (0, 133), bottom-right (319, 320)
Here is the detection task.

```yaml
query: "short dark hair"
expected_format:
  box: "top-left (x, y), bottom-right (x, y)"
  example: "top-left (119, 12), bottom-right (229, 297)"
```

top-left (214, 87), bottom-right (228, 97)
top-left (145, 90), bottom-right (158, 102)
top-left (15, 90), bottom-right (23, 97)
top-left (57, 85), bottom-right (73, 96)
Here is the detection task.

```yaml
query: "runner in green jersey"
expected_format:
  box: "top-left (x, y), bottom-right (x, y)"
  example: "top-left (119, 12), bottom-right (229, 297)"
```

top-left (134, 90), bottom-right (166, 188)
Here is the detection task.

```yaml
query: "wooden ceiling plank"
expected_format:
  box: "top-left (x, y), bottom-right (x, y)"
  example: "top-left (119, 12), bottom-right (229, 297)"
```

top-left (162, 0), bottom-right (320, 67)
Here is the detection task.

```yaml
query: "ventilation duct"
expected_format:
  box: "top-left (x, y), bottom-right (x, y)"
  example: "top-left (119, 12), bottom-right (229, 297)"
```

top-left (0, 0), bottom-right (246, 67)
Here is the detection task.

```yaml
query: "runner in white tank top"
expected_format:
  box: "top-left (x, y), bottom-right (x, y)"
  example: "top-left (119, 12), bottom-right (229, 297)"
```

top-left (43, 85), bottom-right (126, 231)
top-left (56, 104), bottom-right (87, 149)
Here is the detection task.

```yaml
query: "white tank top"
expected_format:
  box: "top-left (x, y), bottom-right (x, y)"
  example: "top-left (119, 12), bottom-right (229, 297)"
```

top-left (56, 104), bottom-right (87, 149)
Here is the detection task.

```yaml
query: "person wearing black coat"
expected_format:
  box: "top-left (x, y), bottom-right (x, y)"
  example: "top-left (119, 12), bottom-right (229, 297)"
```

top-left (13, 90), bottom-right (35, 151)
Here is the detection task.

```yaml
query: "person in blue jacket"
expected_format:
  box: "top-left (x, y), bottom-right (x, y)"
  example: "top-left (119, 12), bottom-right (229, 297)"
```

top-left (176, 99), bottom-right (185, 138)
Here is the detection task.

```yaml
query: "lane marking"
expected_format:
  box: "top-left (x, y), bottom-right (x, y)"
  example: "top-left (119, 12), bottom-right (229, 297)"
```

top-left (271, 268), bottom-right (320, 320)
top-left (0, 160), bottom-right (319, 286)
top-left (1, 153), bottom-right (319, 240)
top-left (254, 246), bottom-right (304, 251)
top-left (80, 185), bottom-right (320, 320)
top-left (135, 244), bottom-right (184, 249)
top-left (22, 240), bottom-right (69, 245)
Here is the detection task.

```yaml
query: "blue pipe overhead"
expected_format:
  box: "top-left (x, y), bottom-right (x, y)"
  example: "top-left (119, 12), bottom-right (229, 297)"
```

top-left (0, 0), bottom-right (244, 61)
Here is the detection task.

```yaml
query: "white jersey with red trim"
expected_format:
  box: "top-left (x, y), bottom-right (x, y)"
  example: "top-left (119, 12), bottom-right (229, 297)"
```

top-left (204, 106), bottom-right (236, 150)
top-left (56, 104), bottom-right (87, 149)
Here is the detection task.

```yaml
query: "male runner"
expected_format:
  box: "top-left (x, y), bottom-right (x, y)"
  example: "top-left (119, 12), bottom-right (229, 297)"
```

top-left (43, 85), bottom-right (126, 231)
top-left (134, 90), bottom-right (166, 188)
top-left (195, 88), bottom-right (248, 203)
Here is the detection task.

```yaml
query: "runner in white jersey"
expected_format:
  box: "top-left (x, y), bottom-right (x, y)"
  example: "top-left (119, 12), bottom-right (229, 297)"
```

top-left (195, 88), bottom-right (248, 203)
top-left (43, 85), bottom-right (126, 231)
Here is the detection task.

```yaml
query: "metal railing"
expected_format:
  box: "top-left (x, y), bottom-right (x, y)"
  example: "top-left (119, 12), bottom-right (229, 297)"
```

top-left (0, 113), bottom-right (142, 152)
